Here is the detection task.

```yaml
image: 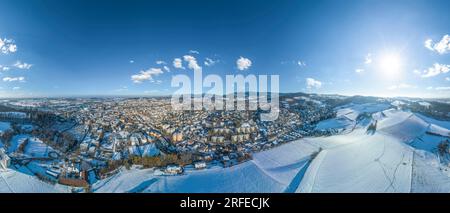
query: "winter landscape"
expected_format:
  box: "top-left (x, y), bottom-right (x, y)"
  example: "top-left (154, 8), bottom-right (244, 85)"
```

top-left (1, 0), bottom-right (450, 193)
top-left (1, 96), bottom-right (450, 193)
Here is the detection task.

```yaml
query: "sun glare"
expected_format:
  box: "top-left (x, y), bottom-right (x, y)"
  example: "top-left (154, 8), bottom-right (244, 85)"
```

top-left (378, 53), bottom-right (402, 78)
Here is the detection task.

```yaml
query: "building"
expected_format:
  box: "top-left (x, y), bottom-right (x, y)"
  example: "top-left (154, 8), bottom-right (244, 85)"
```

top-left (165, 165), bottom-right (183, 175)
top-left (0, 148), bottom-right (11, 171)
top-left (194, 161), bottom-right (206, 170)
top-left (79, 142), bottom-right (89, 152)
top-left (172, 131), bottom-right (183, 143)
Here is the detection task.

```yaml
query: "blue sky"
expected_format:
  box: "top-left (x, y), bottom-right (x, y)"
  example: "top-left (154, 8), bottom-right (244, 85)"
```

top-left (0, 0), bottom-right (449, 98)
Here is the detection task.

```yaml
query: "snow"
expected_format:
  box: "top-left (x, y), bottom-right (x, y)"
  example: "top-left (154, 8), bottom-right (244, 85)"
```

top-left (93, 140), bottom-right (319, 193)
top-left (24, 137), bottom-right (55, 158)
top-left (0, 112), bottom-right (27, 119)
top-left (0, 169), bottom-right (70, 193)
top-left (335, 103), bottom-right (391, 121)
top-left (315, 103), bottom-right (390, 130)
top-left (20, 124), bottom-right (34, 132)
top-left (315, 117), bottom-right (353, 130)
top-left (418, 101), bottom-right (431, 108)
top-left (378, 111), bottom-right (429, 142)
top-left (146, 162), bottom-right (286, 193)
top-left (128, 143), bottom-right (160, 157)
top-left (7, 134), bottom-right (28, 153)
top-left (411, 151), bottom-right (450, 192)
top-left (427, 124), bottom-right (450, 137)
top-left (415, 113), bottom-right (450, 130)
top-left (410, 134), bottom-right (444, 153)
top-left (391, 100), bottom-right (406, 107)
top-left (315, 103), bottom-right (391, 131)
top-left (0, 121), bottom-right (11, 133)
top-left (297, 132), bottom-right (414, 192)
top-left (296, 109), bottom-right (450, 192)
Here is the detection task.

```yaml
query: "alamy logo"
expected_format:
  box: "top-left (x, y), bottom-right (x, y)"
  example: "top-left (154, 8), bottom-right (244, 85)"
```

top-left (171, 69), bottom-right (279, 121)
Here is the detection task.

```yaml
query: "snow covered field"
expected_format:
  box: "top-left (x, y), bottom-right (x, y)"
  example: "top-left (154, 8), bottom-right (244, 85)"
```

top-left (0, 169), bottom-right (70, 193)
top-left (315, 102), bottom-right (391, 131)
top-left (0, 121), bottom-right (11, 133)
top-left (93, 140), bottom-right (319, 193)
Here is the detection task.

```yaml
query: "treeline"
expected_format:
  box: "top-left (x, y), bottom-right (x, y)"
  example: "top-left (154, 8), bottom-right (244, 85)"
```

top-left (30, 128), bottom-right (78, 152)
top-left (438, 139), bottom-right (450, 156)
top-left (130, 152), bottom-right (193, 168)
top-left (98, 152), bottom-right (194, 176)
top-left (0, 122), bottom-right (21, 146)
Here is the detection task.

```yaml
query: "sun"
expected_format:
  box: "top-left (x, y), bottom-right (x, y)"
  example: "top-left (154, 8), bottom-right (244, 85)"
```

top-left (378, 53), bottom-right (403, 78)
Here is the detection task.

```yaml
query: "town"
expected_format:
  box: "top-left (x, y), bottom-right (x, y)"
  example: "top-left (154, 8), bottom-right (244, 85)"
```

top-left (0, 94), bottom-right (339, 191)
top-left (1, 94), bottom-right (449, 192)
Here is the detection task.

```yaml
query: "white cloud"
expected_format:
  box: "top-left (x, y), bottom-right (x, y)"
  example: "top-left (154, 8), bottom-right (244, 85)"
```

top-left (13, 61), bottom-right (32, 69)
top-left (435, 87), bottom-right (450, 91)
top-left (387, 83), bottom-right (416, 90)
top-left (425, 39), bottom-right (433, 50)
top-left (425, 35), bottom-right (450, 54)
top-left (129, 60), bottom-right (134, 64)
top-left (204, 58), bottom-right (218, 66)
top-left (297, 60), bottom-right (306, 67)
top-left (0, 65), bottom-right (10, 71)
top-left (446, 77), bottom-right (450, 81)
top-left (12, 87), bottom-right (20, 90)
top-left (0, 38), bottom-right (17, 54)
top-left (3, 76), bottom-right (25, 82)
top-left (131, 68), bottom-right (163, 83)
top-left (387, 85), bottom-right (397, 90)
top-left (425, 86), bottom-right (450, 91)
top-left (115, 86), bottom-right (128, 92)
top-left (413, 69), bottom-right (421, 75)
top-left (144, 89), bottom-right (160, 94)
top-left (281, 60), bottom-right (306, 67)
top-left (236, 56), bottom-right (252, 71)
top-left (306, 78), bottom-right (322, 89)
top-left (173, 58), bottom-right (185, 69)
top-left (163, 65), bottom-right (170, 72)
top-left (183, 55), bottom-right (202, 72)
top-left (151, 79), bottom-right (163, 84)
top-left (156, 60), bottom-right (166, 65)
top-left (421, 63), bottom-right (450, 78)
top-left (355, 68), bottom-right (364, 73)
top-left (365, 53), bottom-right (372, 64)
top-left (189, 50), bottom-right (199, 54)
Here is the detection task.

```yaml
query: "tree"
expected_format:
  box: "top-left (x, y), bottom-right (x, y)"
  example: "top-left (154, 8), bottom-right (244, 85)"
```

top-left (178, 152), bottom-right (193, 166)
top-left (438, 140), bottom-right (449, 156)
